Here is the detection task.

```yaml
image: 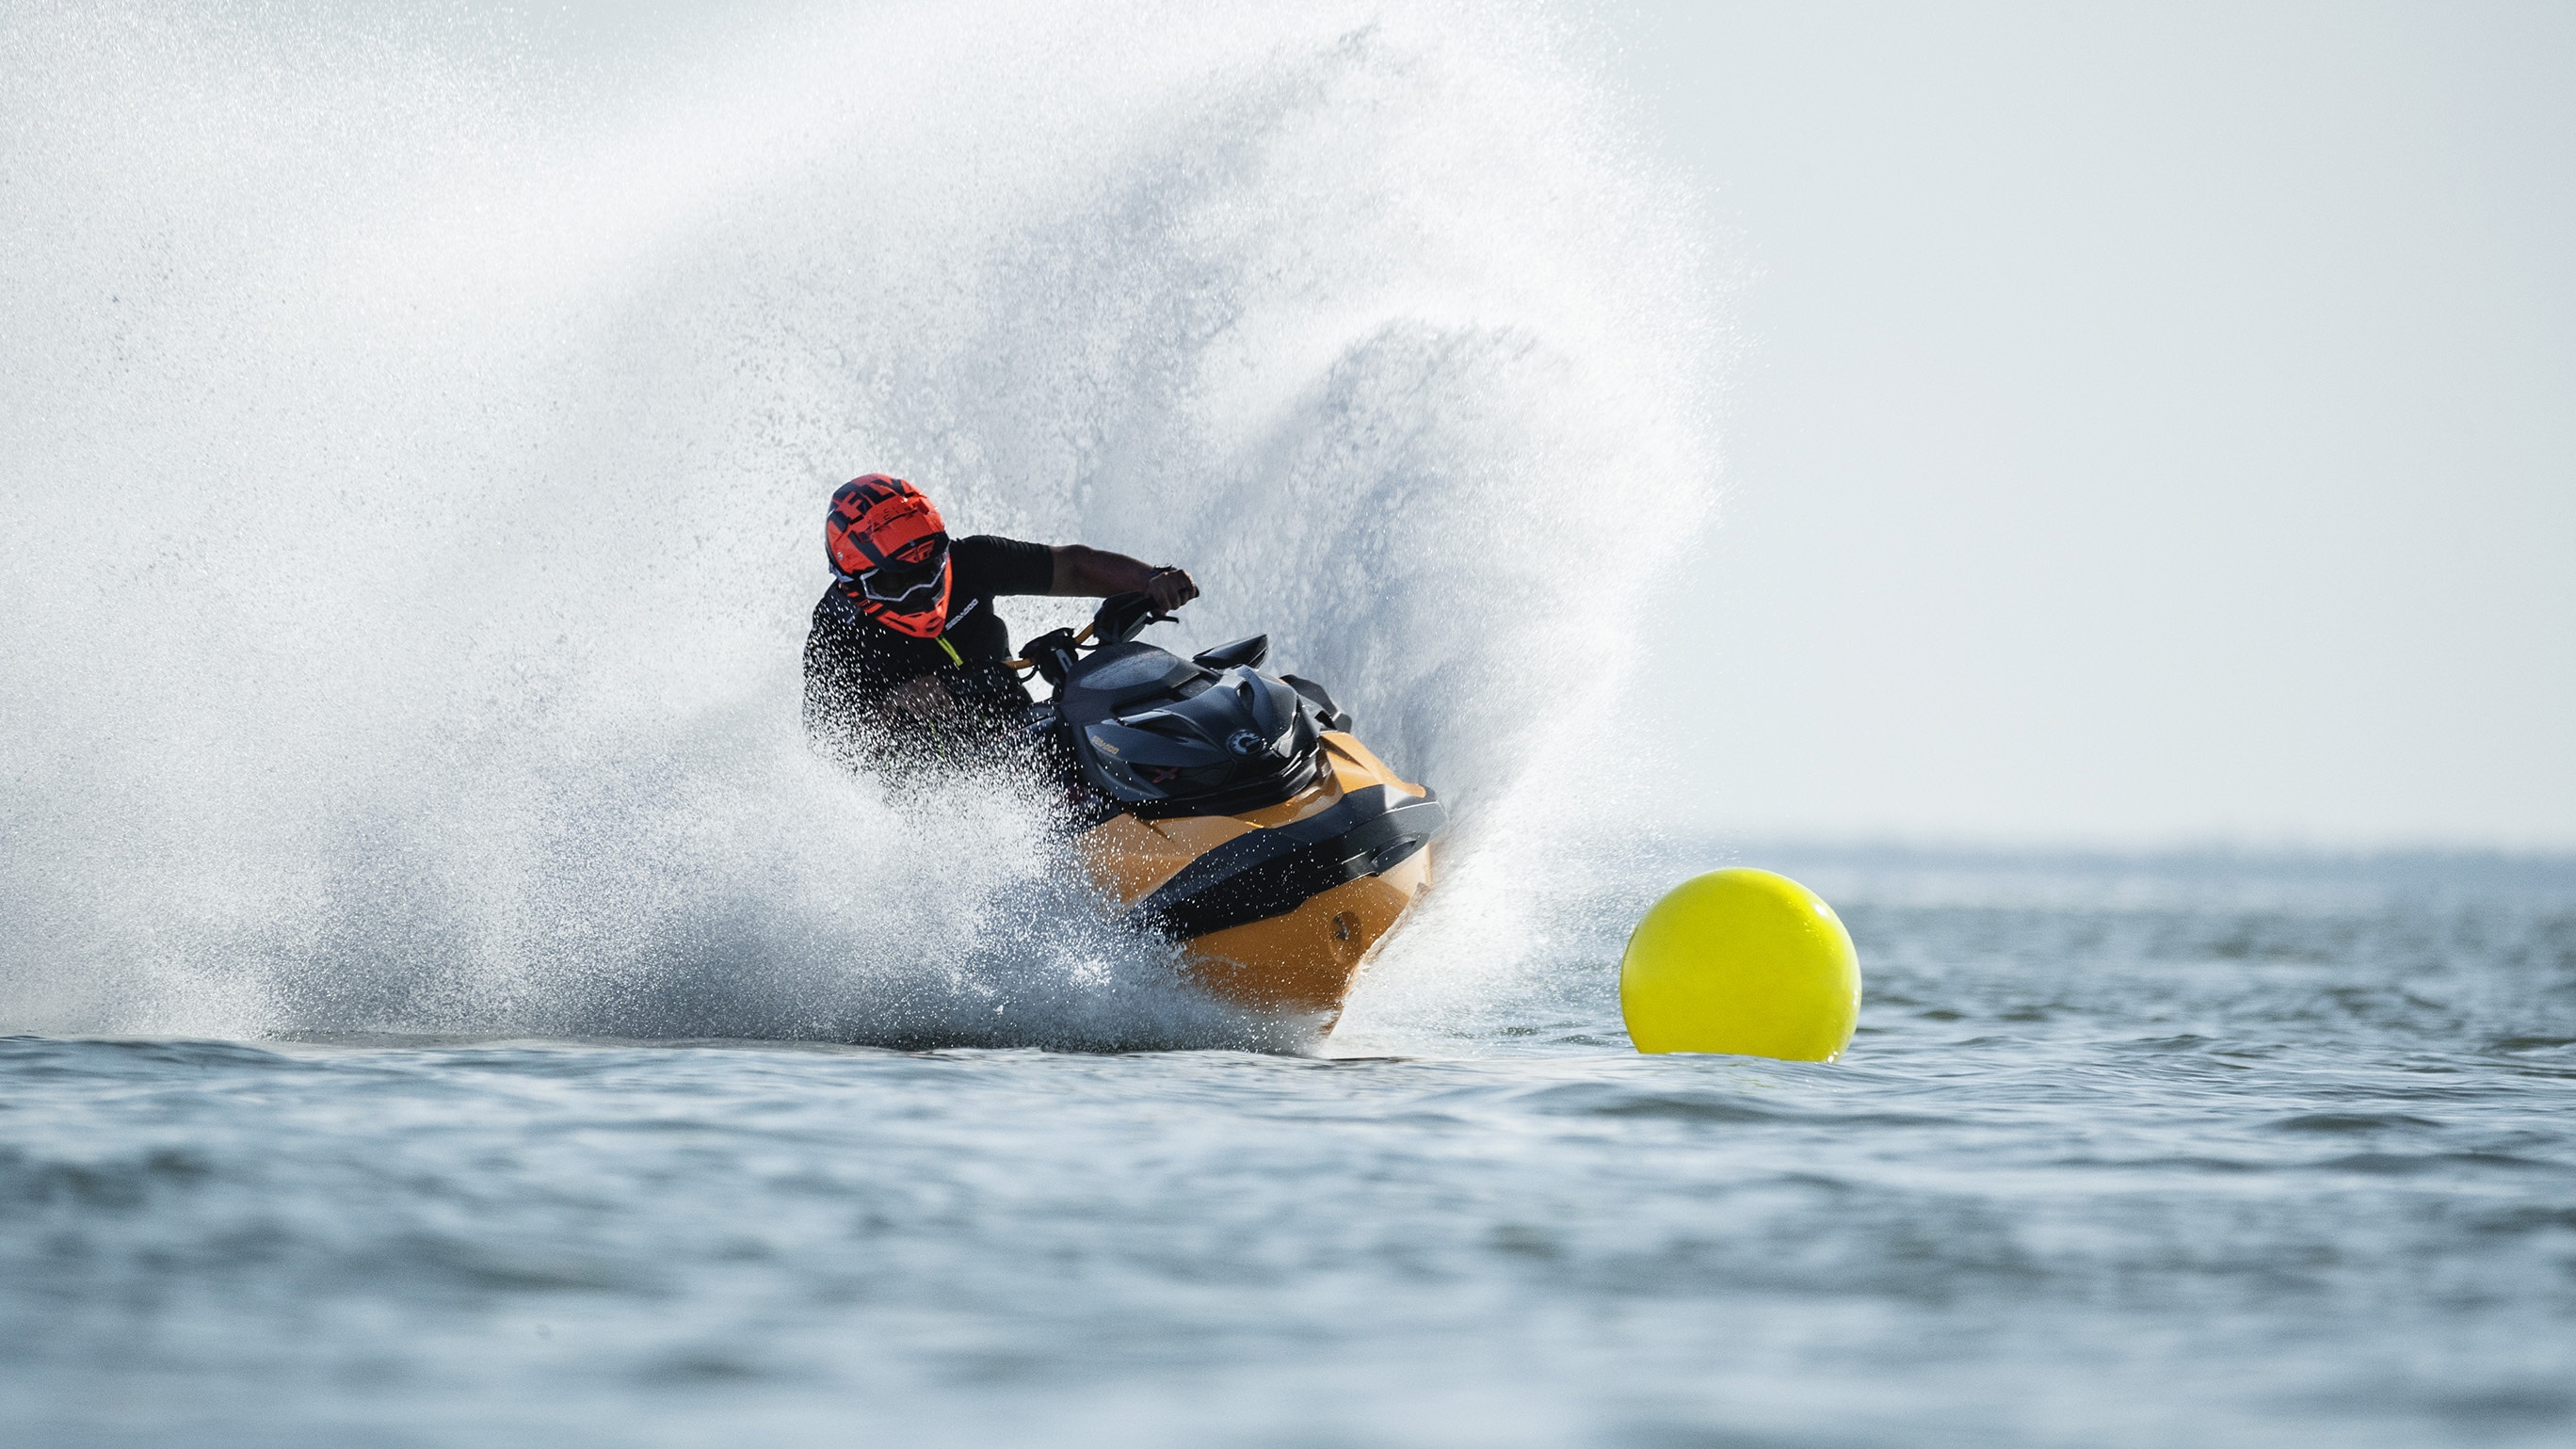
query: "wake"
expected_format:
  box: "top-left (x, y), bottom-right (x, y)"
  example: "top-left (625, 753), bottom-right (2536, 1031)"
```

top-left (0, 0), bottom-right (1719, 1046)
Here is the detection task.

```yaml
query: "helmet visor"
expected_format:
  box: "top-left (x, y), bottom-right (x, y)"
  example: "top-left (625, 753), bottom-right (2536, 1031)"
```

top-left (848, 533), bottom-right (950, 606)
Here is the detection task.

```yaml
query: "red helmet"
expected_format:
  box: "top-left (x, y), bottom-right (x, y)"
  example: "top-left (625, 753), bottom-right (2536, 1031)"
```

top-left (825, 475), bottom-right (952, 638)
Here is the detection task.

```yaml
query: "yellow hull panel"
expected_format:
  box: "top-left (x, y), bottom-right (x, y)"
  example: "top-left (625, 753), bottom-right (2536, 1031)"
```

top-left (1075, 732), bottom-right (1437, 1024)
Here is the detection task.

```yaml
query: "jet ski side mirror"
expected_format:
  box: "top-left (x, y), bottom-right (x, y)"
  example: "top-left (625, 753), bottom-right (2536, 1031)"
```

top-left (1192, 635), bottom-right (1269, 671)
top-left (1281, 674), bottom-right (1355, 733)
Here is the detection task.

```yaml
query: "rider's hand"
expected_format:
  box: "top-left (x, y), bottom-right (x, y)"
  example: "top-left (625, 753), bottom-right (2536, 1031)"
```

top-left (1145, 567), bottom-right (1199, 613)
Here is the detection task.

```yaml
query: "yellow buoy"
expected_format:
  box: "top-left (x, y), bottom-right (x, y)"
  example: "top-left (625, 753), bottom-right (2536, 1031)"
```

top-left (1619, 867), bottom-right (1860, 1061)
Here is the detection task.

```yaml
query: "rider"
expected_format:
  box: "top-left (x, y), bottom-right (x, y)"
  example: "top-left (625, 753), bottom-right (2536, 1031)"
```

top-left (802, 474), bottom-right (1198, 770)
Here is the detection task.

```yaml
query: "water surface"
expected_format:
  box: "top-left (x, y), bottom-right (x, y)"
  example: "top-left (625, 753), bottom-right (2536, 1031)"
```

top-left (8, 849), bottom-right (2571, 1447)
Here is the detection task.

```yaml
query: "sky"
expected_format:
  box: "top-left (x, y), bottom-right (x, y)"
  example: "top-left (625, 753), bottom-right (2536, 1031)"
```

top-left (1611, 1), bottom-right (2574, 848)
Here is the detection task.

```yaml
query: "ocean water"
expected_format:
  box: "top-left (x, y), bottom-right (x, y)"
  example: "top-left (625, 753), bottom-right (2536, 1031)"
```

top-left (8, 3), bottom-right (2575, 1445)
top-left (6, 847), bottom-right (2574, 1447)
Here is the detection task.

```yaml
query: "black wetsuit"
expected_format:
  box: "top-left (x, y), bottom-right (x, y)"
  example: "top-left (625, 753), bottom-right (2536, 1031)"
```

top-left (802, 535), bottom-right (1055, 771)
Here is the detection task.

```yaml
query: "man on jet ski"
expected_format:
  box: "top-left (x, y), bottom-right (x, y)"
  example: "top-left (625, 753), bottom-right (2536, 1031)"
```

top-left (802, 474), bottom-right (1198, 771)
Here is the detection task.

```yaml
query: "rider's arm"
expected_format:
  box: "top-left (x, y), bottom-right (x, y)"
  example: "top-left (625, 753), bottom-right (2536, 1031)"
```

top-left (1048, 545), bottom-right (1199, 611)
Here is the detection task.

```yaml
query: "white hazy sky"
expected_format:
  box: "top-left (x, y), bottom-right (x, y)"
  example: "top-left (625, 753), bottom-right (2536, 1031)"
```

top-left (1616, 1), bottom-right (2573, 848)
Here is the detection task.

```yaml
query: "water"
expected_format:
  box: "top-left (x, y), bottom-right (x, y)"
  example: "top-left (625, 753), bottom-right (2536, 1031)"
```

top-left (6, 848), bottom-right (2574, 1446)
top-left (9, 4), bottom-right (2576, 1444)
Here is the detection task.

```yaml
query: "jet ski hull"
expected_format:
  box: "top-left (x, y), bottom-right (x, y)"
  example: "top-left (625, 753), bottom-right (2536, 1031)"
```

top-left (1076, 732), bottom-right (1441, 1022)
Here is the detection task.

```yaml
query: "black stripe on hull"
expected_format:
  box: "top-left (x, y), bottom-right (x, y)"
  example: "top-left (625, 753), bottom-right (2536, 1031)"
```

top-left (1126, 785), bottom-right (1446, 941)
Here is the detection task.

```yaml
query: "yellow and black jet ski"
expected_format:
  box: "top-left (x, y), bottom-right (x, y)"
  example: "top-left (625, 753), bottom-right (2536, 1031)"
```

top-left (1016, 594), bottom-right (1444, 1025)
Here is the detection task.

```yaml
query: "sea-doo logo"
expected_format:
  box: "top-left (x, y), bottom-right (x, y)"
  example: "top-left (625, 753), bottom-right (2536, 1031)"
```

top-left (1227, 728), bottom-right (1266, 758)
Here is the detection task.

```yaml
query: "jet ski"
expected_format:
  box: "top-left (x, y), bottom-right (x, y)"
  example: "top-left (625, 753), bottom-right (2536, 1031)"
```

top-left (1015, 593), bottom-right (1445, 1025)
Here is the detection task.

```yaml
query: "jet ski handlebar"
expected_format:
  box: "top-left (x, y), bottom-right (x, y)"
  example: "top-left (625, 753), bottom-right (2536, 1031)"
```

top-left (1005, 591), bottom-right (1173, 685)
top-left (1087, 590), bottom-right (1172, 646)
